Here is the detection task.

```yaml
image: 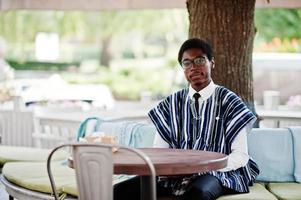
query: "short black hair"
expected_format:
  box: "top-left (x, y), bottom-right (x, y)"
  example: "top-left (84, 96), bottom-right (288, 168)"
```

top-left (178, 38), bottom-right (214, 64)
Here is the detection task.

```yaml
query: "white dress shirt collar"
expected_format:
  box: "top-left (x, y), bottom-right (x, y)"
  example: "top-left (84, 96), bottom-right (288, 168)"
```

top-left (188, 81), bottom-right (217, 101)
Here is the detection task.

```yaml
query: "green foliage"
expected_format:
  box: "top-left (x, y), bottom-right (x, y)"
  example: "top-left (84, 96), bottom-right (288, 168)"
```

top-left (0, 9), bottom-right (188, 64)
top-left (254, 9), bottom-right (301, 52)
top-left (254, 37), bottom-right (301, 52)
top-left (62, 66), bottom-right (174, 100)
top-left (255, 9), bottom-right (301, 41)
top-left (0, 11), bottom-right (83, 42)
top-left (6, 59), bottom-right (80, 71)
top-left (0, 10), bottom-right (188, 42)
top-left (166, 58), bottom-right (178, 69)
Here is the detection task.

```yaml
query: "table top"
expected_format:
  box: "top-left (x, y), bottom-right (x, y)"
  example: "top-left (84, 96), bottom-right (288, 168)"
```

top-left (68, 148), bottom-right (228, 176)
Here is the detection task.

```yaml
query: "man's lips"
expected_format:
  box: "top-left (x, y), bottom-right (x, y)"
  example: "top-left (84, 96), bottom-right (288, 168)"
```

top-left (189, 72), bottom-right (204, 80)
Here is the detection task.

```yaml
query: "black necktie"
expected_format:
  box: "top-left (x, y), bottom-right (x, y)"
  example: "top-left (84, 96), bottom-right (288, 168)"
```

top-left (193, 93), bottom-right (201, 112)
top-left (190, 93), bottom-right (201, 149)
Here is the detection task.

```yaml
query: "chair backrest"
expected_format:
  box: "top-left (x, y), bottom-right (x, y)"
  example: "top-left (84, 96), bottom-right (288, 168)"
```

top-left (248, 128), bottom-right (295, 182)
top-left (0, 110), bottom-right (34, 146)
top-left (73, 144), bottom-right (113, 200)
top-left (32, 109), bottom-right (80, 148)
top-left (76, 117), bottom-right (156, 148)
top-left (47, 143), bottom-right (156, 200)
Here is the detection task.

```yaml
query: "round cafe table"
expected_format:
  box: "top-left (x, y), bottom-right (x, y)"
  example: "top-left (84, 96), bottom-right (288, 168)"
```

top-left (68, 148), bottom-right (227, 200)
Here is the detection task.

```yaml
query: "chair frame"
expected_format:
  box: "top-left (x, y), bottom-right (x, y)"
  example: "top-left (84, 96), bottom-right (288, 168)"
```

top-left (0, 174), bottom-right (76, 200)
top-left (47, 142), bottom-right (156, 200)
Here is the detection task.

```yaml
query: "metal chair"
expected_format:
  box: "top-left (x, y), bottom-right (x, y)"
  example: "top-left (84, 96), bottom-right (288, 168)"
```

top-left (47, 143), bottom-right (156, 200)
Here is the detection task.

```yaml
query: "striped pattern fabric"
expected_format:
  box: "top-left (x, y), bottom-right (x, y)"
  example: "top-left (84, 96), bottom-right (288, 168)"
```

top-left (148, 86), bottom-right (259, 195)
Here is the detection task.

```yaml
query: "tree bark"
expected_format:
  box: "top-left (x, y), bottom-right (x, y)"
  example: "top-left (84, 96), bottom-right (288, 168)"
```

top-left (100, 36), bottom-right (112, 67)
top-left (187, 0), bottom-right (256, 105)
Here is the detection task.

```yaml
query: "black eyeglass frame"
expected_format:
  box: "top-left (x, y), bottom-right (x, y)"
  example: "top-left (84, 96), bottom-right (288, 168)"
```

top-left (180, 56), bottom-right (208, 69)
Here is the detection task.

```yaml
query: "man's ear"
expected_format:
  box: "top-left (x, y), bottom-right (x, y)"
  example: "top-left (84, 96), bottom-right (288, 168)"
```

top-left (211, 59), bottom-right (215, 69)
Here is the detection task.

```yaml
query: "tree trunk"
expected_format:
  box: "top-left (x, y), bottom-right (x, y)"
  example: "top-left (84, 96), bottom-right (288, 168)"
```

top-left (187, 0), bottom-right (256, 105)
top-left (100, 36), bottom-right (112, 67)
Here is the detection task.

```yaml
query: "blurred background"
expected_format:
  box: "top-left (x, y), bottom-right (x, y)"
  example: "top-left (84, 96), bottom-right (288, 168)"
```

top-left (0, 8), bottom-right (300, 111)
top-left (0, 4), bottom-right (301, 199)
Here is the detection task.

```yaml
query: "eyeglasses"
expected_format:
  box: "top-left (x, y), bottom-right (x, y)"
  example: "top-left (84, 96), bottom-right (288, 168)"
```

top-left (181, 56), bottom-right (207, 69)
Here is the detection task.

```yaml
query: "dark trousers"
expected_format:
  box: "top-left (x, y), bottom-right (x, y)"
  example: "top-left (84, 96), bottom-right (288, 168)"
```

top-left (114, 174), bottom-right (237, 200)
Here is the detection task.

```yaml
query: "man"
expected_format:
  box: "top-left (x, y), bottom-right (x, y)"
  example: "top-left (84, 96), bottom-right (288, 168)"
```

top-left (148, 38), bottom-right (259, 200)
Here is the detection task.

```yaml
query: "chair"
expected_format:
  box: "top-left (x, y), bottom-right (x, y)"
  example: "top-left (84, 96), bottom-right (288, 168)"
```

top-left (47, 143), bottom-right (157, 200)
top-left (32, 108), bottom-right (80, 148)
top-left (0, 110), bottom-right (34, 147)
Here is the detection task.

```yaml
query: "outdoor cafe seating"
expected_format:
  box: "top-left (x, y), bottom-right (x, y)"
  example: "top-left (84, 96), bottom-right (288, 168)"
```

top-left (0, 116), bottom-right (301, 200)
top-left (47, 143), bottom-right (156, 200)
top-left (0, 117), bottom-right (157, 200)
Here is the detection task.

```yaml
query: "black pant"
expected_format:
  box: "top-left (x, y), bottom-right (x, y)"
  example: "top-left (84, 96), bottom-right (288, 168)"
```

top-left (182, 174), bottom-right (237, 200)
top-left (114, 174), bottom-right (236, 200)
top-left (114, 176), bottom-right (172, 200)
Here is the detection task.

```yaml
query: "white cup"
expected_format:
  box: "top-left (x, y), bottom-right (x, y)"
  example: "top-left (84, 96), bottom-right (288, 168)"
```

top-left (263, 90), bottom-right (280, 110)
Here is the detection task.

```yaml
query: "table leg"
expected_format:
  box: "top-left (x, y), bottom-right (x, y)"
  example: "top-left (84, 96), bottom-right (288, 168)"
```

top-left (140, 176), bottom-right (155, 200)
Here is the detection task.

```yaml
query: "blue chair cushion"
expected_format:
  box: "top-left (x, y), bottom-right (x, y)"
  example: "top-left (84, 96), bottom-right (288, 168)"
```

top-left (77, 117), bottom-right (156, 148)
top-left (287, 126), bottom-right (301, 183)
top-left (248, 128), bottom-right (295, 182)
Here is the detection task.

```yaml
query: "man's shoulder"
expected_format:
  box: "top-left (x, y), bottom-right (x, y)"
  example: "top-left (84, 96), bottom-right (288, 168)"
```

top-left (173, 88), bottom-right (189, 97)
top-left (153, 88), bottom-right (188, 109)
top-left (215, 85), bottom-right (239, 96)
top-left (149, 88), bottom-right (188, 115)
top-left (163, 88), bottom-right (188, 101)
top-left (215, 86), bottom-right (243, 107)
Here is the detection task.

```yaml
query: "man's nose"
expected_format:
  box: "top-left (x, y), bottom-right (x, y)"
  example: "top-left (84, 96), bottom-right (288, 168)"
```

top-left (191, 62), bottom-right (199, 69)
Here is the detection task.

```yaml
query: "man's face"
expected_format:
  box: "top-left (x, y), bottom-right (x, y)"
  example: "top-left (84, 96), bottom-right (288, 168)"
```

top-left (181, 48), bottom-right (213, 91)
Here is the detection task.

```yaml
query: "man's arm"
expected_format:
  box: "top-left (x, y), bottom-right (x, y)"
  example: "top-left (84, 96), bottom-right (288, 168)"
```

top-left (154, 124), bottom-right (251, 171)
top-left (217, 127), bottom-right (249, 172)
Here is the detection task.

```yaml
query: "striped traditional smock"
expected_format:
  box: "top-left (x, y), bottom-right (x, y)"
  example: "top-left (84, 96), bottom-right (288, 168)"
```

top-left (148, 85), bottom-right (259, 195)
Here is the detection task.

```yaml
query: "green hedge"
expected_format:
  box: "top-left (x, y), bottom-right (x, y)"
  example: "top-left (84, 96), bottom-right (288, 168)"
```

top-left (6, 59), bottom-right (80, 71)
